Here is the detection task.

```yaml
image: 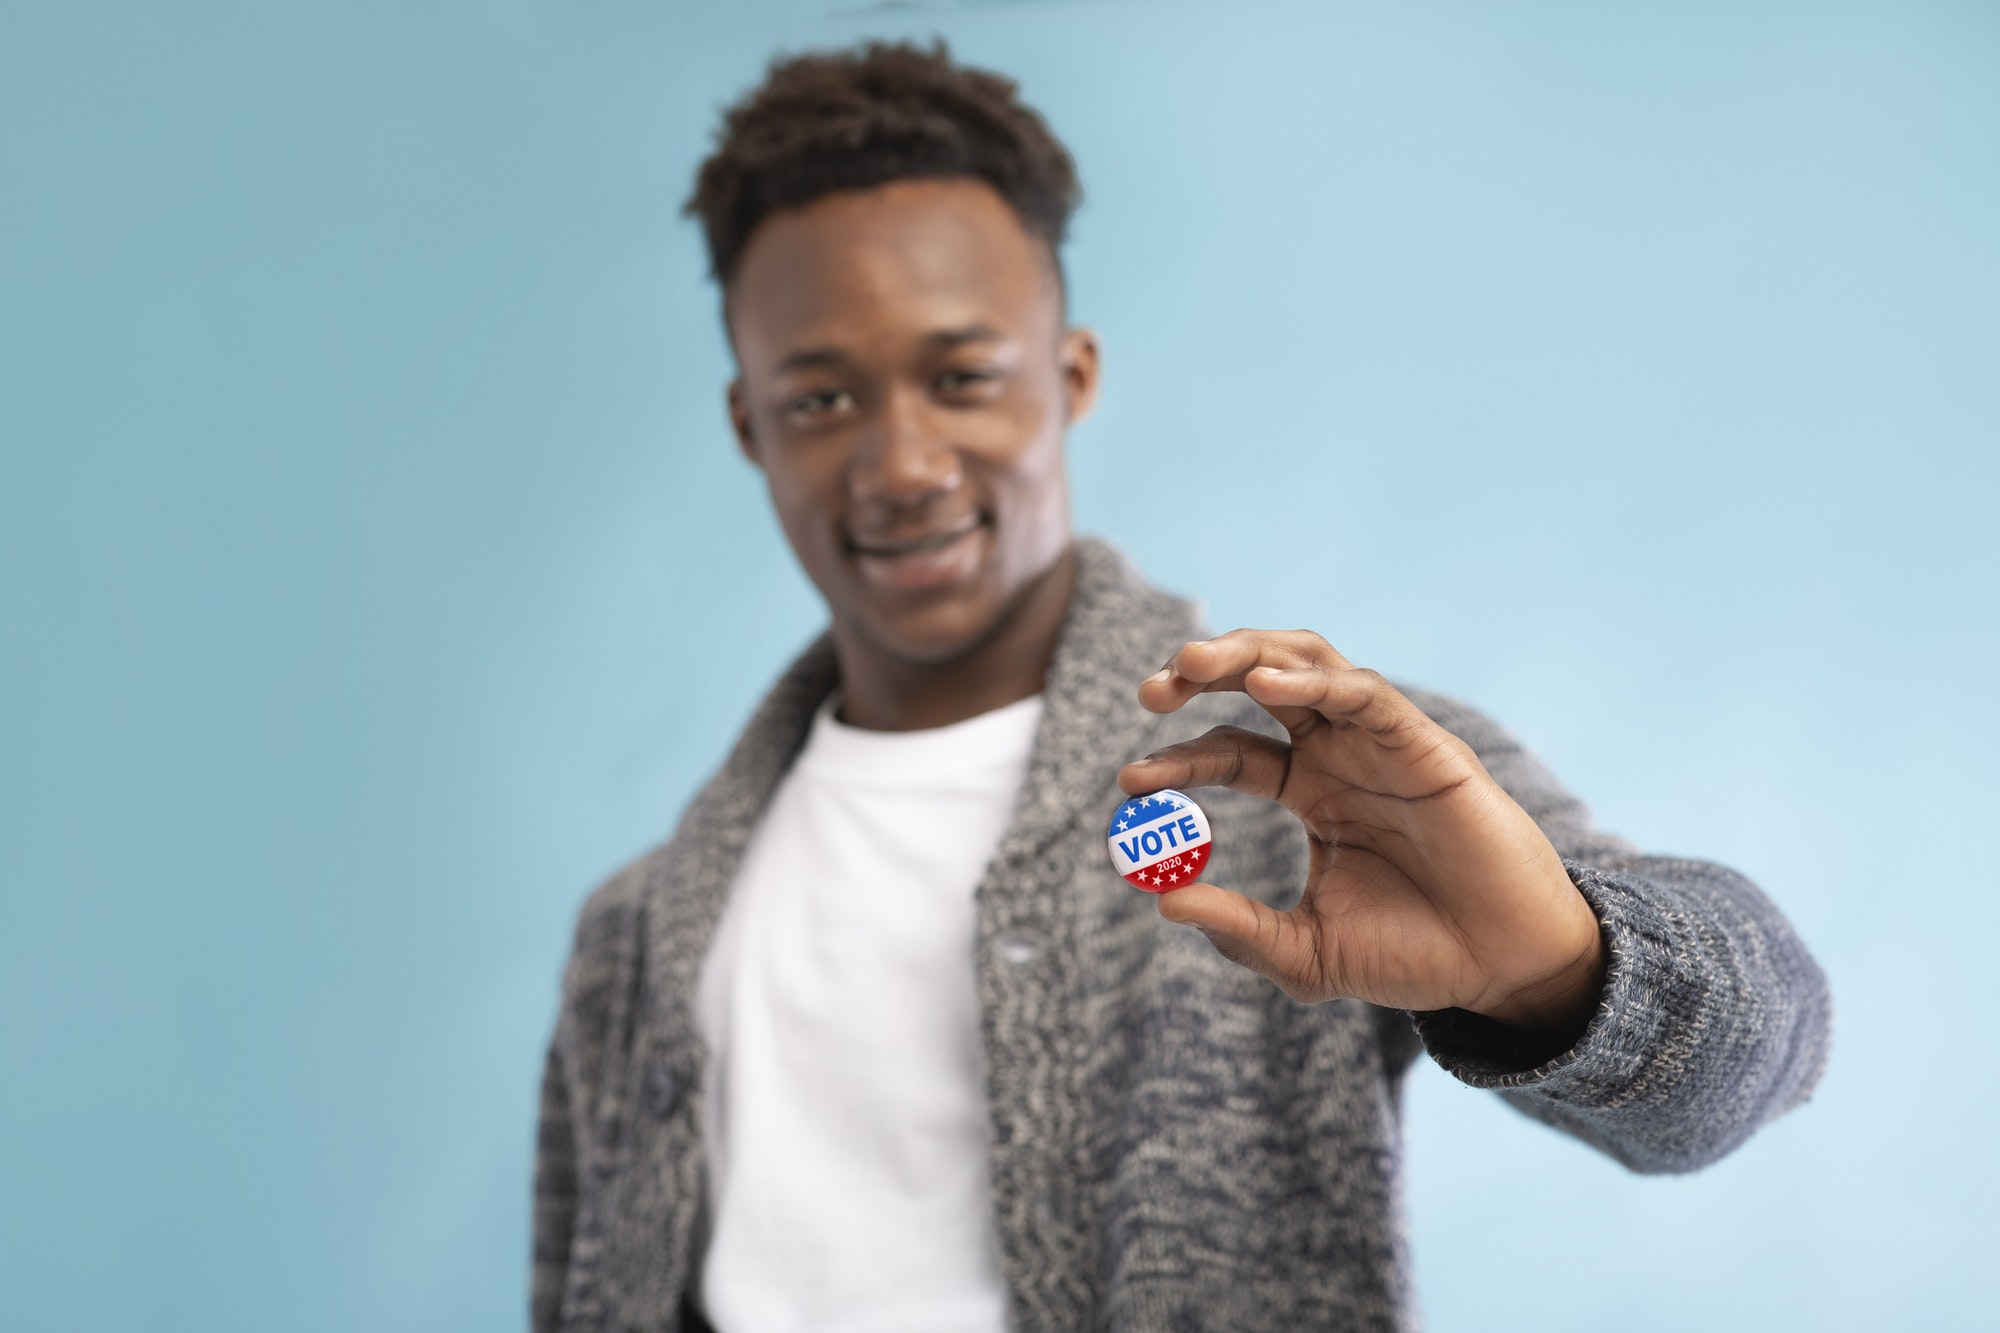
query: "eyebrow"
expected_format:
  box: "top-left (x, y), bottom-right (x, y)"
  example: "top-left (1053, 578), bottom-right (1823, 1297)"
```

top-left (774, 323), bottom-right (1006, 374)
top-left (775, 347), bottom-right (848, 373)
top-left (925, 322), bottom-right (1004, 350)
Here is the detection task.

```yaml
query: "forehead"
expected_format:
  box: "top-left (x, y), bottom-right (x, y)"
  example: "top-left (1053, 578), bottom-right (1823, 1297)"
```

top-left (726, 178), bottom-right (1061, 363)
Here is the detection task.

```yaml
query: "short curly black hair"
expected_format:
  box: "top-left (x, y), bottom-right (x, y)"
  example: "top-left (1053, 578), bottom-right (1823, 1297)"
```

top-left (685, 40), bottom-right (1082, 290)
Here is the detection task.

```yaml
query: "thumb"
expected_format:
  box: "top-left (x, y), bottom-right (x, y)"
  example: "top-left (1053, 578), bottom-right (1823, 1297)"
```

top-left (1156, 882), bottom-right (1325, 1000)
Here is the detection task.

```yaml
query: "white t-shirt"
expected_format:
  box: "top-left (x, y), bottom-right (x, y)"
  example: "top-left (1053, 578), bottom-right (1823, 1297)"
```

top-left (694, 693), bottom-right (1044, 1333)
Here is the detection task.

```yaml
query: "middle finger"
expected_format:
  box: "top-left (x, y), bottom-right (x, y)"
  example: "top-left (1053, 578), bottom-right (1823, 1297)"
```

top-left (1139, 629), bottom-right (1354, 714)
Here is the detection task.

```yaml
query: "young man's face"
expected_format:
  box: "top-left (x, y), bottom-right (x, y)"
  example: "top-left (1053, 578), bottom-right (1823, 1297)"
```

top-left (726, 177), bottom-right (1098, 668)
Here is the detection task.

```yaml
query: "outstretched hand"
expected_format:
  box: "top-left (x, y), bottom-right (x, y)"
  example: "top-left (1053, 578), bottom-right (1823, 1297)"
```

top-left (1120, 631), bottom-right (1606, 1042)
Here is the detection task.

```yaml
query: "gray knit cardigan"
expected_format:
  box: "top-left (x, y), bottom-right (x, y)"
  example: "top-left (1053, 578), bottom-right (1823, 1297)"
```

top-left (532, 538), bottom-right (1830, 1332)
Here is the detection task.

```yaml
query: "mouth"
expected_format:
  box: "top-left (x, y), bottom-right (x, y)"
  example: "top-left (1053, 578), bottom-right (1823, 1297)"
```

top-left (847, 513), bottom-right (987, 591)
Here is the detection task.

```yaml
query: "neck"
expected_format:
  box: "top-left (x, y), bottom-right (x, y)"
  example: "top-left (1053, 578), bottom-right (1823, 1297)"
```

top-left (831, 545), bottom-right (1076, 732)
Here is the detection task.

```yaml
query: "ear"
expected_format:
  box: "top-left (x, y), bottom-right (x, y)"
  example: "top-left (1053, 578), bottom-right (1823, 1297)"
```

top-left (1059, 326), bottom-right (1102, 426)
top-left (728, 378), bottom-right (761, 468)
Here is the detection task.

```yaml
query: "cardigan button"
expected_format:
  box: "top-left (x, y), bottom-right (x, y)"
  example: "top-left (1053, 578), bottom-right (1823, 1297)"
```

top-left (640, 1059), bottom-right (682, 1120)
top-left (997, 933), bottom-right (1042, 966)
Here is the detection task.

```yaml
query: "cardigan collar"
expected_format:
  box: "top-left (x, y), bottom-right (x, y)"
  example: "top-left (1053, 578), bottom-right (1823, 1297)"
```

top-left (636, 534), bottom-right (1197, 1029)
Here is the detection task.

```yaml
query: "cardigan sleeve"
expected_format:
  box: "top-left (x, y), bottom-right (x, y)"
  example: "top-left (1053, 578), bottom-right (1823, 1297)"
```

top-left (1398, 688), bottom-right (1832, 1173)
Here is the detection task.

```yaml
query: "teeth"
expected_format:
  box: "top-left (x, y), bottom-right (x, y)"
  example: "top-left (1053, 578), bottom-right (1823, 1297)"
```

top-left (860, 520), bottom-right (976, 557)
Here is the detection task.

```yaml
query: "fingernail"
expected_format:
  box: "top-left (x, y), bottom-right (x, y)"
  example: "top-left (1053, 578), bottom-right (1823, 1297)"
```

top-left (1146, 667), bottom-right (1172, 684)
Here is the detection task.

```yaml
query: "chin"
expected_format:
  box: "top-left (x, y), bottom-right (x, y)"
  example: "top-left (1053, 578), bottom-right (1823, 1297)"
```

top-left (858, 595), bottom-right (1011, 668)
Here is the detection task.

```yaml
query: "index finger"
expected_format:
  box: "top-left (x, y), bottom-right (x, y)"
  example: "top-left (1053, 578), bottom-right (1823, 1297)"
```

top-left (1138, 629), bottom-right (1353, 714)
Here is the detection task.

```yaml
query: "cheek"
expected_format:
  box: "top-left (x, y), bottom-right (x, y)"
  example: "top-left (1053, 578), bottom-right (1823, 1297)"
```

top-left (969, 377), bottom-right (1067, 476)
top-left (993, 401), bottom-right (1068, 491)
top-left (758, 435), bottom-right (850, 529)
top-left (977, 416), bottom-right (1070, 563)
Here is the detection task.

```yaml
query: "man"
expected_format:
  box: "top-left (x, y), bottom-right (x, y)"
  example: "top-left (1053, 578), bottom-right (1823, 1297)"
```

top-left (533, 41), bottom-right (1829, 1333)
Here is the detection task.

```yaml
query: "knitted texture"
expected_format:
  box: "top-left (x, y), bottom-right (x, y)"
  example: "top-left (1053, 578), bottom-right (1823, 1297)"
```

top-left (532, 538), bottom-right (1831, 1332)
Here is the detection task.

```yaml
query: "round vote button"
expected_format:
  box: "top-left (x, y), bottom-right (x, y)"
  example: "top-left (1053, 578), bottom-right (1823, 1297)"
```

top-left (1106, 789), bottom-right (1213, 893)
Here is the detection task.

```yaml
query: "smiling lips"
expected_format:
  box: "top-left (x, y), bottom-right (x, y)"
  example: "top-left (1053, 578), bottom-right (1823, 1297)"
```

top-left (849, 513), bottom-right (987, 591)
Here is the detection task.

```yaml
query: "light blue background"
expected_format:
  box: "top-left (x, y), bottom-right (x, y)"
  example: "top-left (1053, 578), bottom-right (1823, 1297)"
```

top-left (3, 1), bottom-right (1994, 1329)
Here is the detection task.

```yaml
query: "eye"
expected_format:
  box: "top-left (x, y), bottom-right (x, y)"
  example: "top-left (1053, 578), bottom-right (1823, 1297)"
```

top-left (786, 388), bottom-right (856, 419)
top-left (934, 367), bottom-right (1003, 399)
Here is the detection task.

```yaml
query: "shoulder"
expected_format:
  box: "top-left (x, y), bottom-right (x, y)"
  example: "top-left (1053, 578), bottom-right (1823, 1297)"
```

top-left (553, 845), bottom-right (669, 1052)
top-left (561, 630), bottom-right (839, 1006)
top-left (566, 847), bottom-right (661, 982)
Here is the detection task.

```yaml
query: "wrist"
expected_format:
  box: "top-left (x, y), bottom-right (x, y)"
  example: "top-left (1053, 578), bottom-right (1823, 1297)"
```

top-left (1477, 914), bottom-right (1608, 1046)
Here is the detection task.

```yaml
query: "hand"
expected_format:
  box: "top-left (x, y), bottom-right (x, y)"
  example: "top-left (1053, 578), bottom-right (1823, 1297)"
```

top-left (1121, 630), bottom-right (1606, 1042)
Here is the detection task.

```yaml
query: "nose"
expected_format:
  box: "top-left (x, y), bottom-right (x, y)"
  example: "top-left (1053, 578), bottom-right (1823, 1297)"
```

top-left (850, 383), bottom-right (961, 507)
